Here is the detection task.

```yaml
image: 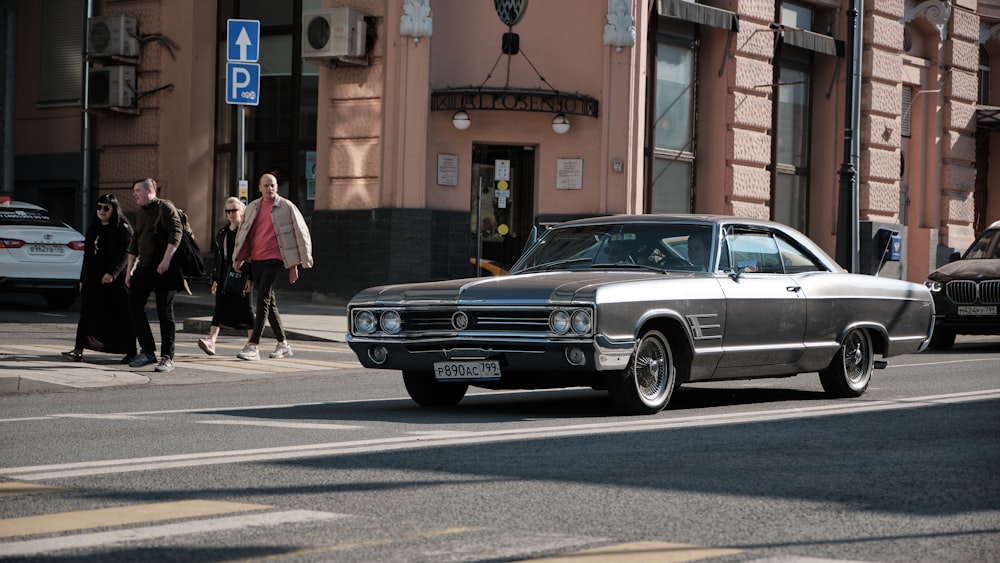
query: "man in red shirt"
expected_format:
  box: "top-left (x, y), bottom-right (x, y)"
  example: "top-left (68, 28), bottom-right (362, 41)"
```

top-left (232, 173), bottom-right (313, 360)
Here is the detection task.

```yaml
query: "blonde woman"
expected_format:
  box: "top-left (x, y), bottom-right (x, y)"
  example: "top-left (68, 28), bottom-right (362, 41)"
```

top-left (198, 197), bottom-right (253, 355)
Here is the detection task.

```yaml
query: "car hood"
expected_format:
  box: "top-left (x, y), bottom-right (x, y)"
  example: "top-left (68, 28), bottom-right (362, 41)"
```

top-left (926, 259), bottom-right (1000, 282)
top-left (351, 270), bottom-right (691, 305)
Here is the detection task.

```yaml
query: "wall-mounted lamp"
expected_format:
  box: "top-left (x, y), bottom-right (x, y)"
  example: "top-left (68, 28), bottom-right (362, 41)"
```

top-left (551, 113), bottom-right (570, 134)
top-left (452, 110), bottom-right (471, 130)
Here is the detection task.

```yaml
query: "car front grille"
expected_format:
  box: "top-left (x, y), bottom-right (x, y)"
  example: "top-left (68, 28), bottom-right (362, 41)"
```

top-left (945, 280), bottom-right (1000, 305)
top-left (352, 305), bottom-right (594, 338)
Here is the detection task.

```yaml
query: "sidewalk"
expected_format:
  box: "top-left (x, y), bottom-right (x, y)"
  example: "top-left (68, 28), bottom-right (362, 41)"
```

top-left (0, 283), bottom-right (353, 394)
top-left (176, 282), bottom-right (349, 343)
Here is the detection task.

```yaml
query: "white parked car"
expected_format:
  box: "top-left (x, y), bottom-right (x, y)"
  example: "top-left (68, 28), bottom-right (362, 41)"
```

top-left (0, 197), bottom-right (85, 309)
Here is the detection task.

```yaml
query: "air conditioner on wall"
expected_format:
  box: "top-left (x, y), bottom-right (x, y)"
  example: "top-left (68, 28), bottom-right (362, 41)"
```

top-left (302, 8), bottom-right (366, 58)
top-left (89, 66), bottom-right (136, 109)
top-left (88, 15), bottom-right (140, 58)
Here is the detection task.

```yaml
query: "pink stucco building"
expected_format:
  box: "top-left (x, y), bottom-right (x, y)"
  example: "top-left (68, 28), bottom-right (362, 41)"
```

top-left (4, 0), bottom-right (999, 298)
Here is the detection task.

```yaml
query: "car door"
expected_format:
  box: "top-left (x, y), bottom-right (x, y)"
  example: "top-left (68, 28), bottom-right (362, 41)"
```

top-left (715, 227), bottom-right (806, 375)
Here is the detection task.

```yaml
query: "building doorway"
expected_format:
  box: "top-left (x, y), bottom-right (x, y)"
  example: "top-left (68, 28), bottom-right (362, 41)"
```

top-left (471, 144), bottom-right (536, 274)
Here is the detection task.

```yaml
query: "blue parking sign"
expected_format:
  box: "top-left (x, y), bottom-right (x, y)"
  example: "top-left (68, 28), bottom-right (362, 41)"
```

top-left (227, 19), bottom-right (260, 62)
top-left (226, 62), bottom-right (260, 105)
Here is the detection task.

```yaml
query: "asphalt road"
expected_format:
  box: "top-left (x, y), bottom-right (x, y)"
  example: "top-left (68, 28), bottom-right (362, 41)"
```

top-left (1, 295), bottom-right (999, 562)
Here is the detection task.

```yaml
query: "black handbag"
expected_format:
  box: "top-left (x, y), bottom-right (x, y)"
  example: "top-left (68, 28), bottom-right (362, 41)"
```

top-left (221, 267), bottom-right (248, 294)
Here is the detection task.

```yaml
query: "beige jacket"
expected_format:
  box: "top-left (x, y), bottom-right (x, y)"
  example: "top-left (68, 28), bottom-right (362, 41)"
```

top-left (233, 195), bottom-right (314, 269)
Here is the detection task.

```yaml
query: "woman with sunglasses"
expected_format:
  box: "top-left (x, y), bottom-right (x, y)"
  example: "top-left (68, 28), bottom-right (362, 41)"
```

top-left (62, 194), bottom-right (138, 363)
top-left (197, 197), bottom-right (254, 355)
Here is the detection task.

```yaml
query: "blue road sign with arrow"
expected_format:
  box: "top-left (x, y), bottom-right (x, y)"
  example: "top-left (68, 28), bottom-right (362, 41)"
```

top-left (227, 19), bottom-right (260, 62)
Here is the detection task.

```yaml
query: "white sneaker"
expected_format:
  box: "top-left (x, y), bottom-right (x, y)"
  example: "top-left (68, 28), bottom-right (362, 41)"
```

top-left (237, 343), bottom-right (259, 361)
top-left (269, 342), bottom-right (293, 359)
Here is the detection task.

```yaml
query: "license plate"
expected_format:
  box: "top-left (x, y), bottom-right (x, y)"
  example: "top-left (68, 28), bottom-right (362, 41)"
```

top-left (28, 244), bottom-right (64, 255)
top-left (958, 305), bottom-right (997, 316)
top-left (433, 360), bottom-right (501, 380)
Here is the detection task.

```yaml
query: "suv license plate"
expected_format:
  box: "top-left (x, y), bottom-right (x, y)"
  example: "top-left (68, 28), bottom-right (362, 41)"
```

top-left (958, 306), bottom-right (997, 316)
top-left (433, 360), bottom-right (501, 380)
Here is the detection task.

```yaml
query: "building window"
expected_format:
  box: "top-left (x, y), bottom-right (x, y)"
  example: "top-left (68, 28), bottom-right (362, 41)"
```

top-left (649, 20), bottom-right (696, 213)
top-left (780, 1), bottom-right (813, 30)
top-left (37, 0), bottom-right (84, 107)
top-left (902, 86), bottom-right (913, 137)
top-left (979, 46), bottom-right (991, 106)
top-left (215, 0), bottom-right (320, 218)
top-left (773, 47), bottom-right (811, 231)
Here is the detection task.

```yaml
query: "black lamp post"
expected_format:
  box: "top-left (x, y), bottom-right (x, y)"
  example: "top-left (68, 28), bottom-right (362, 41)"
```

top-left (836, 0), bottom-right (862, 272)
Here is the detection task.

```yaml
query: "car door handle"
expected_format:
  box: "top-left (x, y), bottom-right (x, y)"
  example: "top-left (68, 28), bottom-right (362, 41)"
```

top-left (786, 286), bottom-right (801, 292)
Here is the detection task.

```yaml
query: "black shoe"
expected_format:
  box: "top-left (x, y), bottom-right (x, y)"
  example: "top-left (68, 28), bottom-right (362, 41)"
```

top-left (128, 351), bottom-right (157, 368)
top-left (120, 353), bottom-right (137, 365)
top-left (61, 350), bottom-right (83, 362)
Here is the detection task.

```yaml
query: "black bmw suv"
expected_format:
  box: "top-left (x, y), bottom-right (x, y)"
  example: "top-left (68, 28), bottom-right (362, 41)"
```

top-left (924, 220), bottom-right (1000, 349)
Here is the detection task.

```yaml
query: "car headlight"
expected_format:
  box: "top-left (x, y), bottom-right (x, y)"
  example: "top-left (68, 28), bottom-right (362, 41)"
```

top-left (571, 309), bottom-right (592, 334)
top-left (380, 310), bottom-right (402, 334)
top-left (550, 310), bottom-right (571, 334)
top-left (925, 281), bottom-right (943, 292)
top-left (355, 310), bottom-right (376, 334)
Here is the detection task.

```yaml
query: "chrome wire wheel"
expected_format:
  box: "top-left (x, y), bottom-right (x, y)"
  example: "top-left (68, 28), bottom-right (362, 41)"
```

top-left (634, 333), bottom-right (670, 403)
top-left (819, 328), bottom-right (873, 398)
top-left (842, 329), bottom-right (871, 385)
top-left (608, 329), bottom-right (677, 414)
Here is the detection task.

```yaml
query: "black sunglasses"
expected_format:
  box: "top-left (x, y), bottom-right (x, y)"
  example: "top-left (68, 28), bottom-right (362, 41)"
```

top-left (225, 208), bottom-right (240, 214)
top-left (96, 205), bottom-right (112, 212)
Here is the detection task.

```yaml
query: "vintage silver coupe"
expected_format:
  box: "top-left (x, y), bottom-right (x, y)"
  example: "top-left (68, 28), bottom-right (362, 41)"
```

top-left (347, 215), bottom-right (935, 414)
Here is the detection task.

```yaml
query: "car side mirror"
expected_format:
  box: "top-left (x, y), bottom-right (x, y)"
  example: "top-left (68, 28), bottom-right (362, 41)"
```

top-left (948, 251), bottom-right (961, 263)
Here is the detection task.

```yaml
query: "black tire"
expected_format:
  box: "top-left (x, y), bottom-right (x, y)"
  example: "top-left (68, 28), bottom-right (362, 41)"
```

top-left (44, 290), bottom-right (78, 310)
top-left (402, 371), bottom-right (468, 407)
top-left (607, 329), bottom-right (677, 415)
top-left (928, 328), bottom-right (955, 350)
top-left (819, 328), bottom-right (873, 398)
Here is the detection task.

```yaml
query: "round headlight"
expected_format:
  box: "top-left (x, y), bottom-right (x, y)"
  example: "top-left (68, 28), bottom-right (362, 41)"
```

top-left (924, 281), bottom-right (943, 292)
top-left (380, 310), bottom-right (402, 334)
top-left (355, 310), bottom-right (376, 334)
top-left (571, 309), bottom-right (592, 334)
top-left (550, 310), bottom-right (570, 334)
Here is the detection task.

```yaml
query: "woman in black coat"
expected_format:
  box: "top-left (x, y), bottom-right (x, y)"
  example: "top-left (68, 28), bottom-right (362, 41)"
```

top-left (197, 197), bottom-right (254, 355)
top-left (62, 194), bottom-right (137, 362)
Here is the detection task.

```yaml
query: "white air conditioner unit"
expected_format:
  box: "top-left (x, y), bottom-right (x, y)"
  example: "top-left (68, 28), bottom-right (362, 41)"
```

top-left (89, 66), bottom-right (137, 109)
top-left (302, 8), bottom-right (366, 58)
top-left (88, 15), bottom-right (140, 58)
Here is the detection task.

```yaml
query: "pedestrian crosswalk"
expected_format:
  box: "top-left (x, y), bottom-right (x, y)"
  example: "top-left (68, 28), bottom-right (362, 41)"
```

top-left (0, 484), bottom-right (878, 562)
top-left (0, 341), bottom-right (365, 392)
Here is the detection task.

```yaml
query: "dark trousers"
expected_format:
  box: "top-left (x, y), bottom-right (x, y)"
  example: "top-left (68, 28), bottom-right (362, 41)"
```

top-left (128, 266), bottom-right (176, 358)
top-left (250, 259), bottom-right (286, 345)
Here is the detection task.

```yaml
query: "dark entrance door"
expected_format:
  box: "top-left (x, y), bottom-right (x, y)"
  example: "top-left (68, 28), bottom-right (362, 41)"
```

top-left (471, 145), bottom-right (536, 274)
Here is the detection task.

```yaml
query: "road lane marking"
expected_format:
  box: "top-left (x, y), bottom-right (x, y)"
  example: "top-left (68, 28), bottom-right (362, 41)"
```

top-left (522, 541), bottom-right (742, 562)
top-left (198, 420), bottom-right (360, 430)
top-left (0, 483), bottom-right (61, 497)
top-left (0, 509), bottom-right (349, 558)
top-left (3, 389), bottom-right (998, 481)
top-left (0, 499), bottom-right (269, 539)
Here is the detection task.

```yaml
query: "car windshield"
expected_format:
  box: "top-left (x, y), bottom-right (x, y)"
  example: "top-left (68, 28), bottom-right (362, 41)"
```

top-left (962, 229), bottom-right (1000, 259)
top-left (0, 207), bottom-right (65, 228)
top-left (512, 223), bottom-right (715, 273)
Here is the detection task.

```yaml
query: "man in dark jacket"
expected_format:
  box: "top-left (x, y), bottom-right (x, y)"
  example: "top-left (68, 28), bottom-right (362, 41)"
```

top-left (124, 177), bottom-right (183, 373)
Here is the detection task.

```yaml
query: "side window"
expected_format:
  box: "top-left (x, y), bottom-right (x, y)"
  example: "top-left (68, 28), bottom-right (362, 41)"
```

top-left (774, 233), bottom-right (826, 273)
top-left (726, 230), bottom-right (783, 273)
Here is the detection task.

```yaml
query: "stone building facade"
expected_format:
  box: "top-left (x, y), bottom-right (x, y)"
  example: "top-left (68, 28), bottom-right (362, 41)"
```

top-left (4, 0), bottom-right (999, 299)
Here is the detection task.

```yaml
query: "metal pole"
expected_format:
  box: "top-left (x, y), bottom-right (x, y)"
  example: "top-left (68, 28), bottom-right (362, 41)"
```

top-left (1, 0), bottom-right (17, 197)
top-left (80, 0), bottom-right (93, 231)
top-left (476, 176), bottom-right (483, 275)
top-left (836, 0), bottom-right (862, 272)
top-left (237, 105), bottom-right (245, 185)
